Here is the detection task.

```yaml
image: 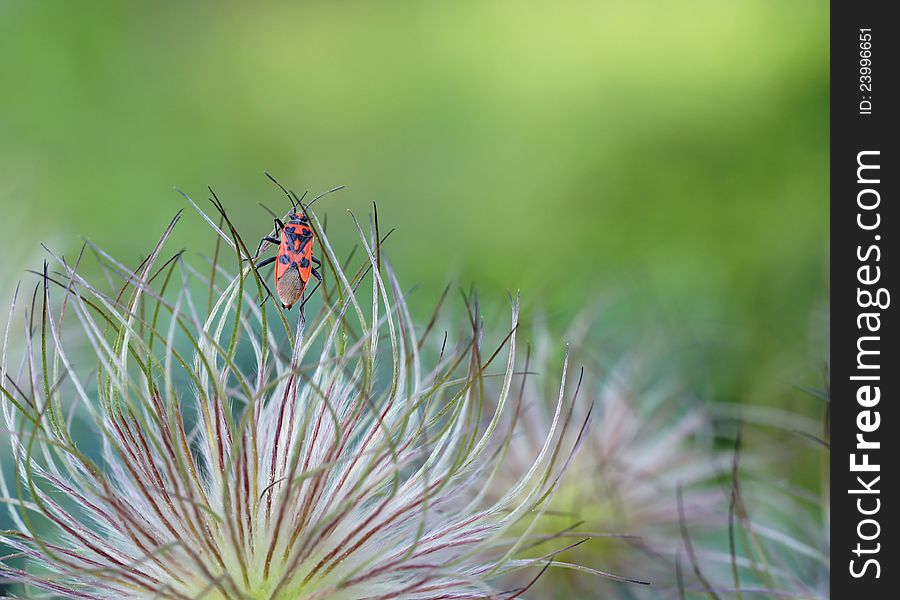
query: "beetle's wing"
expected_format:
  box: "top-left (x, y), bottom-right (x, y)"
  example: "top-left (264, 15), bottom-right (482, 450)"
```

top-left (275, 267), bottom-right (305, 308)
top-left (296, 236), bottom-right (314, 283)
top-left (275, 235), bottom-right (291, 280)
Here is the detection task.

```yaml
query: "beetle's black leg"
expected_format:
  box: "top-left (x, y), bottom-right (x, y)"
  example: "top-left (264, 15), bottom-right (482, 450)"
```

top-left (311, 268), bottom-right (322, 281)
top-left (311, 256), bottom-right (322, 267)
top-left (254, 227), bottom-right (284, 257)
top-left (295, 278), bottom-right (322, 317)
top-left (255, 256), bottom-right (277, 268)
top-left (245, 256), bottom-right (278, 307)
top-left (252, 237), bottom-right (281, 257)
top-left (254, 217), bottom-right (286, 255)
top-left (257, 279), bottom-right (278, 307)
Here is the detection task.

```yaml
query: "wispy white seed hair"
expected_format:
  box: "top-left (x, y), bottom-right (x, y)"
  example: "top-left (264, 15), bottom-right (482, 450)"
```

top-left (492, 317), bottom-right (727, 597)
top-left (0, 195), bottom-right (588, 599)
top-left (702, 401), bottom-right (829, 600)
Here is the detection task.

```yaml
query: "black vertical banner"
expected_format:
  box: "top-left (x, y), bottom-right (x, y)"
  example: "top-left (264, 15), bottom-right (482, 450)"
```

top-left (831, 0), bottom-right (897, 597)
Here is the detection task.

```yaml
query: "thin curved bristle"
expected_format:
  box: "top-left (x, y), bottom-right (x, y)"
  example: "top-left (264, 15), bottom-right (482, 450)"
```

top-left (0, 186), bottom-right (591, 599)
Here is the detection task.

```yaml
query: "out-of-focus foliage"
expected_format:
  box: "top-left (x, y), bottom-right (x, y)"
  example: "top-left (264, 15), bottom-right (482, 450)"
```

top-left (0, 0), bottom-right (826, 402)
top-left (1, 1), bottom-right (827, 597)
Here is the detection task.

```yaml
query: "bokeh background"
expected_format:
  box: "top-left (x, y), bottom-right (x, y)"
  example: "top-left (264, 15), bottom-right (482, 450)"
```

top-left (1, 0), bottom-right (827, 596)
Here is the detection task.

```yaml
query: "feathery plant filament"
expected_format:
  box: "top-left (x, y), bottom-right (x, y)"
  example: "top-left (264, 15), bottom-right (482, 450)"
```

top-left (491, 323), bottom-right (721, 598)
top-left (0, 188), bottom-right (591, 599)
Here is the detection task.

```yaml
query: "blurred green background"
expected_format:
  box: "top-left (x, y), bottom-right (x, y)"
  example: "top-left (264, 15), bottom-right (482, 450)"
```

top-left (0, 0), bottom-right (827, 403)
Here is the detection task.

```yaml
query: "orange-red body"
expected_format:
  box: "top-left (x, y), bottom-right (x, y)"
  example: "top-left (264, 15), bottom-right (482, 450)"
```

top-left (273, 215), bottom-right (315, 309)
top-left (256, 174), bottom-right (337, 312)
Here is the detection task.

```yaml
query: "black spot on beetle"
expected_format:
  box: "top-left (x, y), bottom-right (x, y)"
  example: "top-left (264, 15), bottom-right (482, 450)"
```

top-left (279, 254), bottom-right (290, 264)
top-left (299, 257), bottom-right (310, 268)
top-left (301, 228), bottom-right (311, 236)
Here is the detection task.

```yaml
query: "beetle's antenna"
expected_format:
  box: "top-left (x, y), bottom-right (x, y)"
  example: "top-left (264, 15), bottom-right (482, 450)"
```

top-left (264, 171), bottom-right (299, 210)
top-left (265, 171), bottom-right (343, 215)
top-left (305, 185), bottom-right (346, 211)
top-left (290, 190), bottom-right (309, 213)
top-left (257, 202), bottom-right (280, 219)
